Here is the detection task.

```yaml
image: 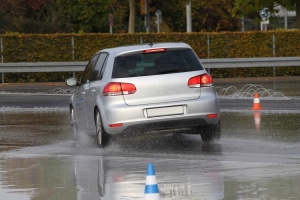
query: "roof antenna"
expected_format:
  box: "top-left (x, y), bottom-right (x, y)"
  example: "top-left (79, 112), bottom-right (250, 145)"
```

top-left (148, 42), bottom-right (153, 47)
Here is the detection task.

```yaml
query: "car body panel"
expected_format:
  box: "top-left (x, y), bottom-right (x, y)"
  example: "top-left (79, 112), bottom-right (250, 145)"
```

top-left (115, 71), bottom-right (205, 106)
top-left (73, 84), bottom-right (87, 127)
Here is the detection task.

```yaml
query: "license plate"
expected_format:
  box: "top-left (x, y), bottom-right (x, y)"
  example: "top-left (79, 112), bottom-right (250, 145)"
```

top-left (146, 106), bottom-right (184, 117)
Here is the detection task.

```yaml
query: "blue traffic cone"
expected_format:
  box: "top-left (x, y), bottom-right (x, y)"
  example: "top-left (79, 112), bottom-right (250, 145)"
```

top-left (144, 163), bottom-right (160, 200)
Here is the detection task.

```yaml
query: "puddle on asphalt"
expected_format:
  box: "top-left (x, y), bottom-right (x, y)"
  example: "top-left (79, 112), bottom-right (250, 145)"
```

top-left (221, 112), bottom-right (300, 143)
top-left (0, 111), bottom-right (72, 148)
top-left (0, 109), bottom-right (299, 199)
top-left (0, 108), bottom-right (299, 149)
top-left (0, 154), bottom-right (300, 200)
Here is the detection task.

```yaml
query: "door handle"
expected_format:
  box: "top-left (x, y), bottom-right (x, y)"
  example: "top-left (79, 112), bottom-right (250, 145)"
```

top-left (91, 89), bottom-right (96, 94)
top-left (81, 92), bottom-right (85, 95)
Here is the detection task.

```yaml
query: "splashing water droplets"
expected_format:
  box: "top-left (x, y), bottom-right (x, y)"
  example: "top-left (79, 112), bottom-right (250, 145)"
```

top-left (216, 84), bottom-right (290, 100)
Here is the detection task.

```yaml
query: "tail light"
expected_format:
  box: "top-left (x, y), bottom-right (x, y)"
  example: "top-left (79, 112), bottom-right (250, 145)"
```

top-left (103, 82), bottom-right (136, 96)
top-left (188, 74), bottom-right (213, 88)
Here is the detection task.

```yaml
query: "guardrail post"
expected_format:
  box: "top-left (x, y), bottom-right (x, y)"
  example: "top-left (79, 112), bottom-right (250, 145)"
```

top-left (273, 34), bottom-right (276, 89)
top-left (207, 34), bottom-right (210, 59)
top-left (1, 37), bottom-right (4, 84)
top-left (273, 34), bottom-right (276, 77)
top-left (71, 36), bottom-right (76, 78)
top-left (207, 35), bottom-right (210, 73)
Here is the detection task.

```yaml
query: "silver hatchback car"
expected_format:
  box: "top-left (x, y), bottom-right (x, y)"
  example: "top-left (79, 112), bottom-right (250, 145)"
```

top-left (66, 42), bottom-right (220, 147)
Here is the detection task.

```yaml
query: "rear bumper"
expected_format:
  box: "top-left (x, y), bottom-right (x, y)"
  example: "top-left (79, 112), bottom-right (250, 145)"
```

top-left (100, 87), bottom-right (220, 135)
top-left (116, 118), bottom-right (217, 136)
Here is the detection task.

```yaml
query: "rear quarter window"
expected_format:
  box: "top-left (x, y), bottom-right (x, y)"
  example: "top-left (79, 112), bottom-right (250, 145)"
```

top-left (112, 49), bottom-right (204, 78)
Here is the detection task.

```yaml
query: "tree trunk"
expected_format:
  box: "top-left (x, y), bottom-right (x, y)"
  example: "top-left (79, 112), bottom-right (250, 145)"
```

top-left (296, 4), bottom-right (300, 29)
top-left (128, 0), bottom-right (135, 33)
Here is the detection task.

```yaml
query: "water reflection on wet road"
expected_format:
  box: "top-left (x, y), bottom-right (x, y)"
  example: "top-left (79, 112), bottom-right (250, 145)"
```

top-left (0, 108), bottom-right (299, 200)
top-left (0, 111), bottom-right (72, 148)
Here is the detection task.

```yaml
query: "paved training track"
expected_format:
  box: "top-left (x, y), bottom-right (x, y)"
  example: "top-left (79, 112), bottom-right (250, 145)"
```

top-left (0, 94), bottom-right (69, 108)
top-left (0, 93), bottom-right (300, 112)
top-left (1, 76), bottom-right (299, 111)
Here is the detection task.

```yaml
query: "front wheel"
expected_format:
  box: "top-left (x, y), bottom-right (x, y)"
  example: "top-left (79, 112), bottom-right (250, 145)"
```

top-left (95, 110), bottom-right (109, 147)
top-left (200, 121), bottom-right (221, 142)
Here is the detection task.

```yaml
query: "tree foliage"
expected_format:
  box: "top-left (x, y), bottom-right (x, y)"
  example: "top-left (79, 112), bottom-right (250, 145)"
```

top-left (232, 0), bottom-right (299, 28)
top-left (192, 0), bottom-right (240, 31)
top-left (0, 0), bottom-right (298, 34)
top-left (0, 0), bottom-right (61, 33)
top-left (55, 0), bottom-right (129, 33)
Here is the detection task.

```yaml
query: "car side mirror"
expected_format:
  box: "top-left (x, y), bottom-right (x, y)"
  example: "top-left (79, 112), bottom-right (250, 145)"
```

top-left (66, 77), bottom-right (78, 87)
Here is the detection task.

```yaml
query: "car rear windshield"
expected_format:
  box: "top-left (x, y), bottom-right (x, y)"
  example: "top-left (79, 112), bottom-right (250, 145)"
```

top-left (112, 48), bottom-right (204, 78)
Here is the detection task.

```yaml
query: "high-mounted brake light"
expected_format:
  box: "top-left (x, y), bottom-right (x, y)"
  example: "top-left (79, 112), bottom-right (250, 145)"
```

top-left (143, 48), bottom-right (167, 53)
top-left (188, 74), bottom-right (213, 88)
top-left (103, 82), bottom-right (136, 96)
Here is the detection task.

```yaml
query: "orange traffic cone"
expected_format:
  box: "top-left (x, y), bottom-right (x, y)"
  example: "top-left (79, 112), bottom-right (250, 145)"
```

top-left (251, 92), bottom-right (263, 110)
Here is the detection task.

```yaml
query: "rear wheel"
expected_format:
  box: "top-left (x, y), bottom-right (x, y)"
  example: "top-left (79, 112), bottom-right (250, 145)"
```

top-left (200, 121), bottom-right (221, 142)
top-left (95, 109), bottom-right (109, 147)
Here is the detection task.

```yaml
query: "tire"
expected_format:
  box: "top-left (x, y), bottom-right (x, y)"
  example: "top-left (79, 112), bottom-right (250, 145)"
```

top-left (95, 109), bottom-right (109, 147)
top-left (200, 121), bottom-right (221, 142)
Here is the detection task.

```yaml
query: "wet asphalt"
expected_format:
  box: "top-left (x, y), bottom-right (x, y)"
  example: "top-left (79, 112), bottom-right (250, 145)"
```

top-left (0, 78), bottom-right (299, 200)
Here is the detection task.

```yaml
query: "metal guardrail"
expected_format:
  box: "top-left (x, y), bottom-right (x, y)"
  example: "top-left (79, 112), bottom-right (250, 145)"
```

top-left (201, 57), bottom-right (300, 68)
top-left (0, 61), bottom-right (87, 73)
top-left (0, 57), bottom-right (299, 83)
top-left (0, 57), bottom-right (299, 73)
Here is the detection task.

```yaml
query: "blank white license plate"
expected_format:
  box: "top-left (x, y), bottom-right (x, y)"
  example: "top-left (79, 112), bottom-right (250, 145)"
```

top-left (146, 106), bottom-right (184, 117)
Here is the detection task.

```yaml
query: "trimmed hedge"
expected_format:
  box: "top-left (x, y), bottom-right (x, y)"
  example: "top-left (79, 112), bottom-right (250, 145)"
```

top-left (0, 31), bottom-right (300, 82)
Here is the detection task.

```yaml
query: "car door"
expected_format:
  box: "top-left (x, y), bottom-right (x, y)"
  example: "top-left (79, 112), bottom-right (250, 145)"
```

top-left (75, 54), bottom-right (99, 128)
top-left (84, 52), bottom-right (108, 128)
